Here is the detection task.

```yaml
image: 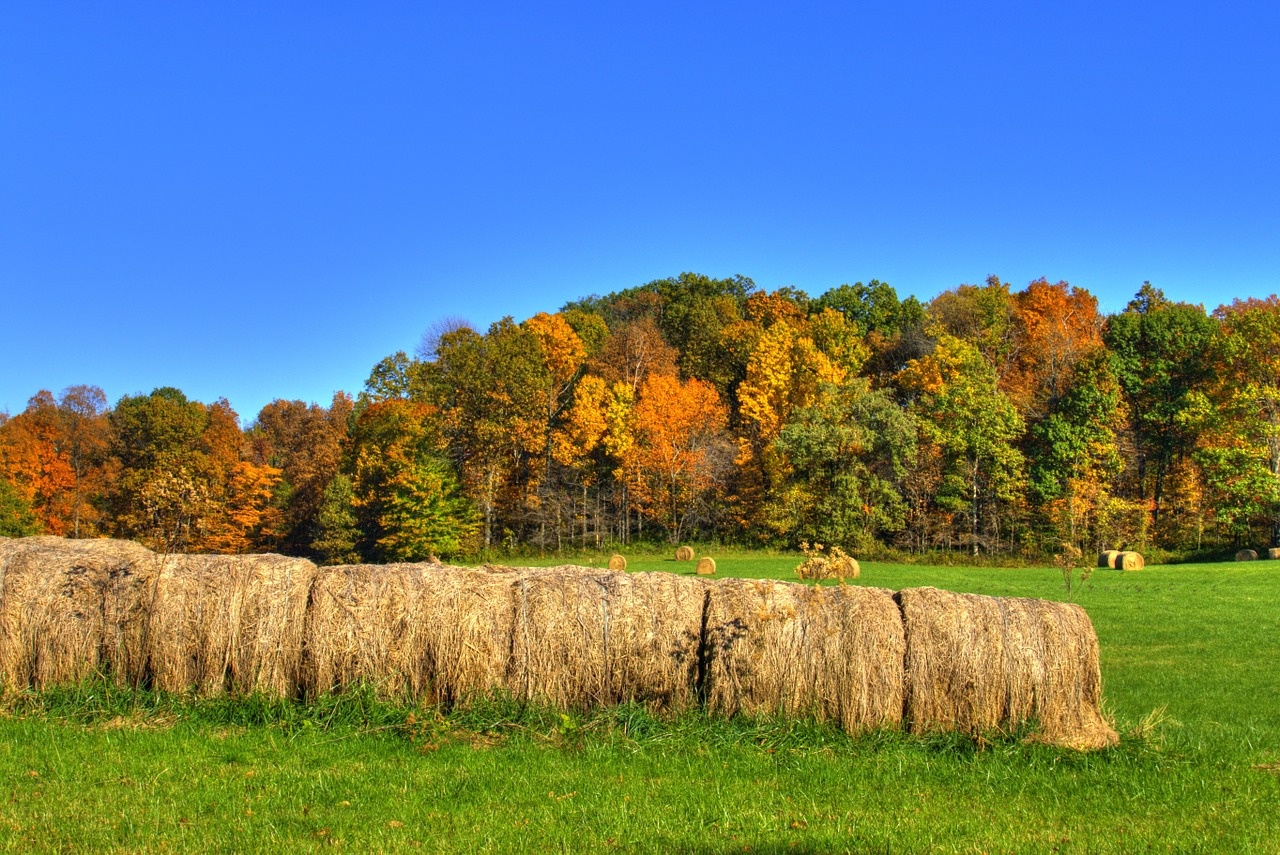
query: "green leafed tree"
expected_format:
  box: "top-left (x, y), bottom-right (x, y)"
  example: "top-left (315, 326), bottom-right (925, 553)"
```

top-left (771, 380), bottom-right (916, 550)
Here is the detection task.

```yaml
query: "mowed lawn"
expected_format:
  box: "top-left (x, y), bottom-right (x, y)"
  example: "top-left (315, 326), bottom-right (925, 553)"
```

top-left (2, 553), bottom-right (1278, 853)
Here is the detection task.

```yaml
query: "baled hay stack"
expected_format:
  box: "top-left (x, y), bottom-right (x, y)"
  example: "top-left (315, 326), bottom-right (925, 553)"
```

top-left (602, 571), bottom-right (709, 710)
top-left (1268, 548), bottom-right (1280, 561)
top-left (702, 578), bottom-right (904, 734)
top-left (1098, 550), bottom-right (1121, 569)
top-left (1116, 552), bottom-right (1144, 571)
top-left (509, 568), bottom-right (710, 711)
top-left (509, 568), bottom-right (619, 709)
top-left (898, 587), bottom-right (1117, 749)
top-left (675, 546), bottom-right (695, 561)
top-left (148, 553), bottom-right (316, 697)
top-left (305, 563), bottom-right (514, 704)
top-left (0, 537), bottom-right (158, 690)
top-left (608, 554), bottom-right (627, 571)
top-left (696, 557), bottom-right (717, 575)
top-left (1236, 549), bottom-right (1258, 561)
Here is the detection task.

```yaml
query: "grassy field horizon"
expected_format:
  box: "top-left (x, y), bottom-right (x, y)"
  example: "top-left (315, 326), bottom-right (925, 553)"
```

top-left (2, 551), bottom-right (1277, 852)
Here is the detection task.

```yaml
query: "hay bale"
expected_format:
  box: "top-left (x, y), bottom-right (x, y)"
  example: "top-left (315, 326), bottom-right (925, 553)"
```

top-left (1116, 552), bottom-right (1144, 571)
top-left (898, 587), bottom-right (1117, 749)
top-left (1236, 549), bottom-right (1258, 562)
top-left (305, 563), bottom-right (515, 704)
top-left (607, 554), bottom-right (627, 571)
top-left (1268, 548), bottom-right (1280, 561)
top-left (147, 553), bottom-right (316, 697)
top-left (703, 578), bottom-right (905, 734)
top-left (508, 568), bottom-right (710, 712)
top-left (675, 546), bottom-right (695, 561)
top-left (0, 536), bottom-right (158, 690)
top-left (696, 557), bottom-right (717, 575)
top-left (1098, 550), bottom-right (1120, 568)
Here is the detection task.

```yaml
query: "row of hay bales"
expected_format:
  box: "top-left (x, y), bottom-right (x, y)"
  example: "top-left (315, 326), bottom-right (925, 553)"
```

top-left (0, 536), bottom-right (1117, 750)
top-left (1233, 547), bottom-right (1280, 561)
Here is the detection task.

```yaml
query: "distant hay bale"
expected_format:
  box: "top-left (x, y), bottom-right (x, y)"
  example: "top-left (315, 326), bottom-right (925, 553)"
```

top-left (1268, 548), bottom-right (1280, 561)
top-left (1098, 550), bottom-right (1120, 568)
top-left (1236, 549), bottom-right (1258, 561)
top-left (702, 578), bottom-right (905, 734)
top-left (898, 587), bottom-right (1117, 750)
top-left (1116, 552), bottom-right (1144, 571)
top-left (607, 554), bottom-right (627, 571)
top-left (305, 563), bottom-right (515, 705)
top-left (148, 553), bottom-right (316, 697)
top-left (674, 546), bottom-right (695, 561)
top-left (0, 537), bottom-right (158, 690)
top-left (696, 557), bottom-right (716, 575)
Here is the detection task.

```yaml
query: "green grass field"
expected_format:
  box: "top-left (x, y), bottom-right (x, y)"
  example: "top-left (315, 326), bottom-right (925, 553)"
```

top-left (2, 553), bottom-right (1278, 852)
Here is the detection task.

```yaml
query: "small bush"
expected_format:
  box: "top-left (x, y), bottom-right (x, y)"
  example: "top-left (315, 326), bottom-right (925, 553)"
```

top-left (795, 542), bottom-right (860, 581)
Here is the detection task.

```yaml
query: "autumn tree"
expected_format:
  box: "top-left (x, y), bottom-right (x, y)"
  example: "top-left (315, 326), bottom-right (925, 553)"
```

top-left (0, 386), bottom-right (112, 537)
top-left (1103, 283), bottom-right (1217, 540)
top-left (626, 374), bottom-right (732, 542)
top-left (347, 399), bottom-right (478, 561)
top-left (898, 336), bottom-right (1025, 555)
top-left (250, 393), bottom-right (353, 556)
top-left (1183, 297), bottom-right (1280, 546)
top-left (771, 381), bottom-right (916, 550)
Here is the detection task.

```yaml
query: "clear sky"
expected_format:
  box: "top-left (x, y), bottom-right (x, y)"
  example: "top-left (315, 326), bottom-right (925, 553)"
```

top-left (3, 1), bottom-right (1277, 423)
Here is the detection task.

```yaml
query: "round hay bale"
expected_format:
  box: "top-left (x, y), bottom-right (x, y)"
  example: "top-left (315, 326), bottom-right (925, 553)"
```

top-left (1098, 550), bottom-right (1121, 569)
top-left (607, 554), bottom-right (627, 571)
top-left (1268, 548), bottom-right (1280, 561)
top-left (702, 577), bottom-right (905, 734)
top-left (148, 553), bottom-right (317, 697)
top-left (696, 557), bottom-right (716, 575)
top-left (675, 545), bottom-right (695, 561)
top-left (1235, 549), bottom-right (1258, 562)
top-left (510, 568), bottom-right (710, 712)
top-left (0, 536), bottom-right (159, 691)
top-left (1116, 552), bottom-right (1144, 571)
top-left (305, 562), bottom-right (515, 704)
top-left (898, 587), bottom-right (1117, 750)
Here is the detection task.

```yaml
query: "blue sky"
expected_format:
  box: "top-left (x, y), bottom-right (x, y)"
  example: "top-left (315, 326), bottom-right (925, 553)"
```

top-left (3, 1), bottom-right (1277, 422)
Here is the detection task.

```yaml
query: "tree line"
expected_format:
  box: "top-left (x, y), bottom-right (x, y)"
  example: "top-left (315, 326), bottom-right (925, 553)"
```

top-left (3, 274), bottom-right (1277, 563)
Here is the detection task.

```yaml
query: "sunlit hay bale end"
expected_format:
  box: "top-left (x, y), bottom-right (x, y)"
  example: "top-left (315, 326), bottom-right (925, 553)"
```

top-left (898, 586), bottom-right (1117, 749)
top-left (1235, 549), bottom-right (1258, 562)
top-left (608, 554), bottom-right (627, 571)
top-left (696, 557), bottom-right (716, 575)
top-left (1098, 550), bottom-right (1120, 568)
top-left (674, 546), bottom-right (695, 561)
top-left (702, 577), bottom-right (904, 734)
top-left (148, 553), bottom-right (316, 697)
top-left (305, 563), bottom-right (514, 704)
top-left (1268, 548), bottom-right (1280, 560)
top-left (0, 536), bottom-right (158, 690)
top-left (1116, 552), bottom-right (1144, 571)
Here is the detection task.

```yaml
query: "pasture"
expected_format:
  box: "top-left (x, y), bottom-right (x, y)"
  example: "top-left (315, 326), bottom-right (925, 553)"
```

top-left (1, 552), bottom-right (1278, 852)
